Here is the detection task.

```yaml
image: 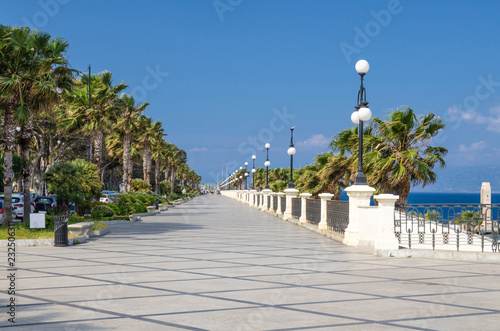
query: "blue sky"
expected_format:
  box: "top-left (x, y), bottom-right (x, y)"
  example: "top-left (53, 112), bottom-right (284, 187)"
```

top-left (2, 0), bottom-right (500, 191)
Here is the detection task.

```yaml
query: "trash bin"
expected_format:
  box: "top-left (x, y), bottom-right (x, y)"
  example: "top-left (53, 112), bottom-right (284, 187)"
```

top-left (154, 200), bottom-right (159, 210)
top-left (54, 216), bottom-right (68, 247)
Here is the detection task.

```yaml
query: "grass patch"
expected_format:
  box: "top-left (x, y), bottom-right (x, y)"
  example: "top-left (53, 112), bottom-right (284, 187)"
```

top-left (0, 222), bottom-right (79, 240)
top-left (92, 221), bottom-right (108, 231)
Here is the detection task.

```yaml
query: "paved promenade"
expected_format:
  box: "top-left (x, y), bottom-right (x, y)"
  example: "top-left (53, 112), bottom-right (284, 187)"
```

top-left (2, 195), bottom-right (500, 330)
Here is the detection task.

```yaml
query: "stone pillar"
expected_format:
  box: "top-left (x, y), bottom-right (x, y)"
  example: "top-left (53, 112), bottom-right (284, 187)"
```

top-left (249, 190), bottom-right (256, 206)
top-left (261, 189), bottom-right (272, 211)
top-left (373, 194), bottom-right (399, 250)
top-left (276, 193), bottom-right (285, 216)
top-left (269, 192), bottom-right (276, 212)
top-left (283, 188), bottom-right (299, 220)
top-left (318, 193), bottom-right (334, 230)
top-left (343, 185), bottom-right (375, 247)
top-left (481, 182), bottom-right (492, 231)
top-left (299, 193), bottom-right (312, 223)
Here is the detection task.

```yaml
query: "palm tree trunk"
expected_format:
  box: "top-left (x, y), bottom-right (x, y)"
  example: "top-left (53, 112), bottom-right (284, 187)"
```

top-left (122, 132), bottom-right (131, 192)
top-left (2, 101), bottom-right (16, 227)
top-left (142, 147), bottom-right (148, 182)
top-left (21, 119), bottom-right (34, 222)
top-left (94, 130), bottom-right (103, 170)
top-left (155, 158), bottom-right (161, 194)
top-left (127, 158), bottom-right (133, 192)
top-left (170, 168), bottom-right (175, 193)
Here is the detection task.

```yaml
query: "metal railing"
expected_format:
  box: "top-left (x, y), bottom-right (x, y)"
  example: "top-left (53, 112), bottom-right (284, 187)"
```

top-left (395, 203), bottom-right (500, 252)
top-left (306, 199), bottom-right (321, 225)
top-left (273, 196), bottom-right (278, 210)
top-left (291, 198), bottom-right (301, 219)
top-left (280, 197), bottom-right (286, 214)
top-left (326, 200), bottom-right (349, 234)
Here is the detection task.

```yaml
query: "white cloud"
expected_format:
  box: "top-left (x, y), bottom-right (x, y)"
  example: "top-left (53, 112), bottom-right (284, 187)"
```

top-left (447, 106), bottom-right (500, 131)
top-left (188, 147), bottom-right (208, 152)
top-left (297, 134), bottom-right (330, 148)
top-left (458, 141), bottom-right (487, 153)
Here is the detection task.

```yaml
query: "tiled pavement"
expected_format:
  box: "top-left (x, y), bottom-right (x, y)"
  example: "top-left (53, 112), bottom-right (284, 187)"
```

top-left (2, 195), bottom-right (500, 330)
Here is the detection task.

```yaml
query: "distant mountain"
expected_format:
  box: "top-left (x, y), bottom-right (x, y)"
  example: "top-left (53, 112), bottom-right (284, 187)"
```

top-left (412, 165), bottom-right (500, 193)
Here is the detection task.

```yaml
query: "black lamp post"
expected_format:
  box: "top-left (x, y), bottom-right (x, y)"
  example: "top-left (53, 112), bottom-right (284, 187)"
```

top-left (87, 65), bottom-right (92, 163)
top-left (264, 143), bottom-right (270, 189)
top-left (251, 155), bottom-right (256, 189)
top-left (351, 59), bottom-right (372, 185)
top-left (244, 162), bottom-right (248, 189)
top-left (287, 127), bottom-right (296, 189)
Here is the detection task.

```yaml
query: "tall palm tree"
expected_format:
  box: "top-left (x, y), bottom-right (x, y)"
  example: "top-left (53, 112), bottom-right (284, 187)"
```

top-left (62, 71), bottom-right (126, 173)
top-left (115, 94), bottom-right (148, 192)
top-left (331, 107), bottom-right (447, 204)
top-left (0, 26), bottom-right (73, 224)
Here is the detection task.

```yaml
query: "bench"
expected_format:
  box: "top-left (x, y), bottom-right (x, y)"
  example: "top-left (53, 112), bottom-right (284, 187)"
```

top-left (68, 222), bottom-right (94, 238)
top-left (146, 206), bottom-right (156, 212)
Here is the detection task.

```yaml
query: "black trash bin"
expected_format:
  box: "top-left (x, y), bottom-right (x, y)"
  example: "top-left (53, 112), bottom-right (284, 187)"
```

top-left (54, 216), bottom-right (69, 247)
top-left (154, 200), bottom-right (159, 210)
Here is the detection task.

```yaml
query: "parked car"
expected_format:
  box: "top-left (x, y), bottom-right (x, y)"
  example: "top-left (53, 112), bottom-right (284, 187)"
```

top-left (34, 196), bottom-right (57, 212)
top-left (0, 193), bottom-right (35, 219)
top-left (100, 193), bottom-right (119, 204)
top-left (0, 200), bottom-right (17, 223)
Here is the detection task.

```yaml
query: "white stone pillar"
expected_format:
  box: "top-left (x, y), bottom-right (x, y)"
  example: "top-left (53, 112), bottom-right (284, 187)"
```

top-left (276, 193), bottom-right (285, 216)
top-left (373, 194), bottom-right (399, 250)
top-left (299, 193), bottom-right (312, 223)
top-left (343, 185), bottom-right (375, 247)
top-left (261, 189), bottom-right (272, 211)
top-left (269, 192), bottom-right (276, 212)
top-left (283, 188), bottom-right (299, 220)
top-left (249, 190), bottom-right (256, 206)
top-left (318, 193), bottom-right (334, 230)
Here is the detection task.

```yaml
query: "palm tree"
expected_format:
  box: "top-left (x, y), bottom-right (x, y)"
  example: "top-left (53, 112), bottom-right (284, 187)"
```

top-left (115, 94), bottom-right (149, 192)
top-left (0, 26), bottom-right (73, 224)
top-left (62, 71), bottom-right (126, 173)
top-left (331, 107), bottom-right (447, 204)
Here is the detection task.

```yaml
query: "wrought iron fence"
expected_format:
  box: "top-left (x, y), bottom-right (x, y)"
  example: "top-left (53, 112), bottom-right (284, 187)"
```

top-left (306, 199), bottom-right (321, 225)
top-left (291, 198), bottom-right (301, 219)
top-left (273, 196), bottom-right (278, 210)
top-left (280, 197), bottom-right (286, 213)
top-left (395, 203), bottom-right (500, 252)
top-left (326, 200), bottom-right (349, 234)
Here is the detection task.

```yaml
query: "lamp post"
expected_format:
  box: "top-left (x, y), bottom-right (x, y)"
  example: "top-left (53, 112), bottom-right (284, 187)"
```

top-left (287, 127), bottom-right (296, 189)
top-left (350, 59), bottom-right (372, 185)
top-left (264, 143), bottom-right (270, 189)
top-left (244, 162), bottom-right (248, 189)
top-left (87, 65), bottom-right (92, 163)
top-left (239, 175), bottom-right (243, 190)
top-left (251, 155), bottom-right (256, 189)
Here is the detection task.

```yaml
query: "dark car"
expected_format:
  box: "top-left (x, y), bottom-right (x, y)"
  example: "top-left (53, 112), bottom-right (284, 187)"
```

top-left (34, 196), bottom-right (56, 212)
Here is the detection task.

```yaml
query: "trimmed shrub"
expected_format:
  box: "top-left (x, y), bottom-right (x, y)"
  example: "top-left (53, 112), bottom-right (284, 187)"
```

top-left (107, 203), bottom-right (121, 215)
top-left (91, 205), bottom-right (115, 219)
top-left (133, 204), bottom-right (148, 214)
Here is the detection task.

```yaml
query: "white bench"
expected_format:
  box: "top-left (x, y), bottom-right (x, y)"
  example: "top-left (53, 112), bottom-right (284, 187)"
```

top-left (68, 222), bottom-right (94, 238)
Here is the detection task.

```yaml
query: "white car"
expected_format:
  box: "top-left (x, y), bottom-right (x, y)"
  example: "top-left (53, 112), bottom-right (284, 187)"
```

top-left (0, 200), bottom-right (17, 223)
top-left (0, 193), bottom-right (35, 219)
top-left (100, 193), bottom-right (119, 204)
